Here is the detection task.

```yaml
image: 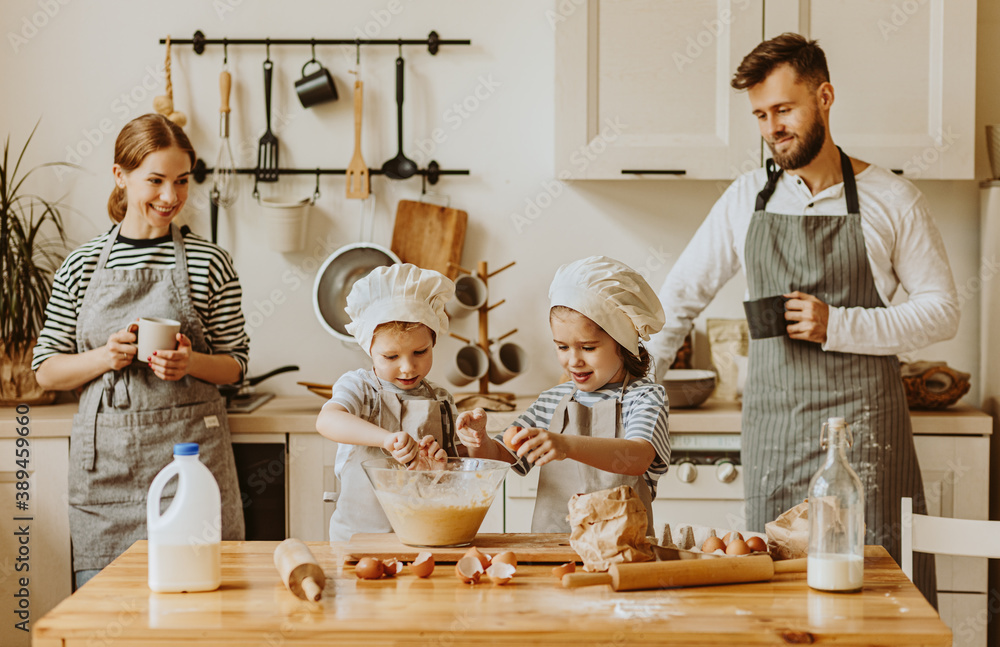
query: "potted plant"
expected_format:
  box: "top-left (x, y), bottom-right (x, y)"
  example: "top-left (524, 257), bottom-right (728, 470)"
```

top-left (0, 123), bottom-right (73, 405)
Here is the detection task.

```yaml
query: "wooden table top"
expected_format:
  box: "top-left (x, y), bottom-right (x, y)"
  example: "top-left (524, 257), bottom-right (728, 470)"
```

top-left (33, 541), bottom-right (951, 646)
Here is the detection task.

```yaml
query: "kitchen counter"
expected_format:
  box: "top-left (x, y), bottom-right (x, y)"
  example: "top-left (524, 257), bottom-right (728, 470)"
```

top-left (1, 395), bottom-right (990, 438)
top-left (33, 540), bottom-right (950, 646)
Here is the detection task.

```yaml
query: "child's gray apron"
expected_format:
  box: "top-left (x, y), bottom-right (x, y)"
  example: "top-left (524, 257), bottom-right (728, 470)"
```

top-left (531, 381), bottom-right (655, 535)
top-left (328, 372), bottom-right (457, 542)
top-left (67, 223), bottom-right (245, 573)
top-left (742, 149), bottom-right (935, 605)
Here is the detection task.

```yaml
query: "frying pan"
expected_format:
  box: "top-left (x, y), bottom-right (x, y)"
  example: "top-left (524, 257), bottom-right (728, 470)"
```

top-left (218, 364), bottom-right (300, 405)
top-left (313, 242), bottom-right (401, 344)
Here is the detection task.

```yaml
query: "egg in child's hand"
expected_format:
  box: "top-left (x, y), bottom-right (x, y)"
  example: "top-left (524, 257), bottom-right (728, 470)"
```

top-left (503, 427), bottom-right (524, 451)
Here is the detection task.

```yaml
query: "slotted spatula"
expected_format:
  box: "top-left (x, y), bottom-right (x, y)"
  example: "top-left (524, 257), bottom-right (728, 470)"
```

top-left (345, 79), bottom-right (369, 199)
top-left (256, 58), bottom-right (279, 182)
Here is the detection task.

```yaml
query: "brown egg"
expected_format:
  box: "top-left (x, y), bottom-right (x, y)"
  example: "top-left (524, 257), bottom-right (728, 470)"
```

top-left (746, 536), bottom-right (768, 553)
top-left (486, 561), bottom-right (516, 585)
top-left (492, 551), bottom-right (518, 568)
top-left (355, 557), bottom-right (384, 579)
top-left (463, 546), bottom-right (491, 569)
top-left (551, 562), bottom-right (576, 579)
top-left (382, 558), bottom-right (403, 577)
top-left (722, 531), bottom-right (744, 545)
top-left (455, 555), bottom-right (484, 584)
top-left (503, 427), bottom-right (524, 451)
top-left (409, 552), bottom-right (435, 578)
top-left (725, 539), bottom-right (751, 556)
top-left (701, 536), bottom-right (727, 553)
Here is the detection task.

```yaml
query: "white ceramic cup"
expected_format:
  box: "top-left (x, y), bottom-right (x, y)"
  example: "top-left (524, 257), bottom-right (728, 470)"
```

top-left (446, 344), bottom-right (489, 386)
top-left (134, 317), bottom-right (181, 361)
top-left (488, 342), bottom-right (529, 385)
top-left (445, 275), bottom-right (488, 318)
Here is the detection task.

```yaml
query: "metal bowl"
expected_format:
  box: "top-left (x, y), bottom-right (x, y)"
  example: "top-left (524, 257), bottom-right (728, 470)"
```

top-left (661, 369), bottom-right (717, 408)
top-left (313, 243), bottom-right (400, 343)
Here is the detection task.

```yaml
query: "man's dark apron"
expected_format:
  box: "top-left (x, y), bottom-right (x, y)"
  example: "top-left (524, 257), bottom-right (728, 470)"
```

top-left (328, 372), bottom-right (457, 542)
top-left (531, 380), bottom-right (655, 535)
top-left (68, 224), bottom-right (245, 573)
top-left (742, 149), bottom-right (936, 605)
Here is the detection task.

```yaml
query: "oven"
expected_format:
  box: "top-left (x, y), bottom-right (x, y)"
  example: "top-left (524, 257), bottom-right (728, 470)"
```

top-left (502, 431), bottom-right (748, 534)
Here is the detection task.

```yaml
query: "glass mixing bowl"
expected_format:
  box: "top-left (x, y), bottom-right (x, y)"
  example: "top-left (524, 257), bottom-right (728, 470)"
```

top-left (362, 457), bottom-right (510, 547)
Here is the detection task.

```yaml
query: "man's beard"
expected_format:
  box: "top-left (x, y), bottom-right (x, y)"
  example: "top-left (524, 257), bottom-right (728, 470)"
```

top-left (767, 112), bottom-right (826, 170)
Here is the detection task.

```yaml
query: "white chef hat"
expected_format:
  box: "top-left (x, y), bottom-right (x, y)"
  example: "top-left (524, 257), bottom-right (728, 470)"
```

top-left (548, 256), bottom-right (665, 355)
top-left (345, 264), bottom-right (455, 356)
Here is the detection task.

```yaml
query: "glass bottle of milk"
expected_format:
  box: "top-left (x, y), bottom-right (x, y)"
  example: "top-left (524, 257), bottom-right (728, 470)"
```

top-left (807, 417), bottom-right (865, 593)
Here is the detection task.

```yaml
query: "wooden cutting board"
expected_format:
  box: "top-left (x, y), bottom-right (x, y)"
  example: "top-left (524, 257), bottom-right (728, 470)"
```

top-left (342, 533), bottom-right (579, 564)
top-left (390, 199), bottom-right (467, 279)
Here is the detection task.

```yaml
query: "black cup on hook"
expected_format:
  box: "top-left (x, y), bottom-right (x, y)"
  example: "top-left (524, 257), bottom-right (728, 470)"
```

top-left (295, 43), bottom-right (338, 108)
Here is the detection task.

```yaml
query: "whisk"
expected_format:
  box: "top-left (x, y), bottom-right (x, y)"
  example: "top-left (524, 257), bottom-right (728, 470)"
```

top-left (212, 61), bottom-right (238, 209)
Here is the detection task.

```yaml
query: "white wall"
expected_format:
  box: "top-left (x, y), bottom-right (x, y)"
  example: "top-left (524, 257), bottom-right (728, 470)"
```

top-left (0, 0), bottom-right (987, 404)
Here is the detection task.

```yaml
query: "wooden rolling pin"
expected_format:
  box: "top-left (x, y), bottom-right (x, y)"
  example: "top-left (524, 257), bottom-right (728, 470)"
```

top-left (562, 556), bottom-right (807, 591)
top-left (274, 538), bottom-right (326, 601)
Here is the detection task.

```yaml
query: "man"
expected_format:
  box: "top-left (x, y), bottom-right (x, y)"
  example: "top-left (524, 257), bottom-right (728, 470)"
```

top-left (647, 33), bottom-right (959, 605)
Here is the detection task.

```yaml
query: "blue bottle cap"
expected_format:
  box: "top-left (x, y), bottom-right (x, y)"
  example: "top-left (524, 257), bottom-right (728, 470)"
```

top-left (173, 443), bottom-right (200, 456)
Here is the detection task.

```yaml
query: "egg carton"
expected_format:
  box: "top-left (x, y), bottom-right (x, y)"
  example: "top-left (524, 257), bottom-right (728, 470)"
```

top-left (659, 522), bottom-right (768, 557)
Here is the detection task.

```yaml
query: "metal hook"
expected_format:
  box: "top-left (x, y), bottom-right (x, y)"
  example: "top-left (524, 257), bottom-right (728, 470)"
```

top-left (223, 39), bottom-right (228, 65)
top-left (397, 39), bottom-right (403, 57)
top-left (313, 169), bottom-right (321, 202)
top-left (265, 38), bottom-right (271, 62)
top-left (310, 38), bottom-right (317, 63)
top-left (355, 40), bottom-right (361, 65)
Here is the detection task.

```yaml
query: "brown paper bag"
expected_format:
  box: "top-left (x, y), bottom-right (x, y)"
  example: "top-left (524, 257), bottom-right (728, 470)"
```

top-left (764, 501), bottom-right (810, 560)
top-left (568, 485), bottom-right (654, 572)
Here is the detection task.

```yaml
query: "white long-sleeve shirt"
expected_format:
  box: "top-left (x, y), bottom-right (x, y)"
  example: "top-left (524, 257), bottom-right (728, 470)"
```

top-left (647, 164), bottom-right (959, 366)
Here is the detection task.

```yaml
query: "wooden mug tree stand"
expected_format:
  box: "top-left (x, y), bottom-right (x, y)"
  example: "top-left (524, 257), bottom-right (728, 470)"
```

top-left (449, 260), bottom-right (518, 411)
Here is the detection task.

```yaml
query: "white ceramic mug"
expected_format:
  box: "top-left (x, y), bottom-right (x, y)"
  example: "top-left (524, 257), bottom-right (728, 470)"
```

top-left (134, 317), bottom-right (181, 361)
top-left (446, 344), bottom-right (489, 386)
top-left (488, 342), bottom-right (529, 385)
top-left (444, 275), bottom-right (488, 318)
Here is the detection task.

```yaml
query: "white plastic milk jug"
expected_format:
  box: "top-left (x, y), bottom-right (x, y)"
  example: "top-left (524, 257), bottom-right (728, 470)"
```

top-left (147, 442), bottom-right (222, 593)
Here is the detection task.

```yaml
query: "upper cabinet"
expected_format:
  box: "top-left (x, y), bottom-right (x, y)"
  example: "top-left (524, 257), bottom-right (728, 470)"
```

top-left (555, 0), bottom-right (976, 180)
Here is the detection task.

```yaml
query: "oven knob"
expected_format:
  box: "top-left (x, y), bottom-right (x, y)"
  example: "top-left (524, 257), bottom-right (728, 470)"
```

top-left (715, 460), bottom-right (738, 484)
top-left (676, 460), bottom-right (698, 483)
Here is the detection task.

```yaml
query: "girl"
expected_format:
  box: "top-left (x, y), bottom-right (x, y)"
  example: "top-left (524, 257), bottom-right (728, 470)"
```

top-left (317, 264), bottom-right (485, 542)
top-left (33, 114), bottom-right (248, 588)
top-left (457, 256), bottom-right (670, 533)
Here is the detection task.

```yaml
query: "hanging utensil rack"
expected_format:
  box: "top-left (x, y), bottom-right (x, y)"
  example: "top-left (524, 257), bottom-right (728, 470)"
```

top-left (163, 30), bottom-right (471, 189)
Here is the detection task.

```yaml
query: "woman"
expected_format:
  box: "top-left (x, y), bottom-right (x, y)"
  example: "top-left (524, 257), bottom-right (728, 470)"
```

top-left (33, 114), bottom-right (248, 588)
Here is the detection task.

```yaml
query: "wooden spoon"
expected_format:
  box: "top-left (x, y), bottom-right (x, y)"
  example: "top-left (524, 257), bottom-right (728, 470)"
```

top-left (345, 80), bottom-right (370, 199)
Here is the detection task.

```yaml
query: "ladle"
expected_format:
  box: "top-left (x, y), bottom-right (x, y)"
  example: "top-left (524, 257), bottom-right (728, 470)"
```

top-left (381, 55), bottom-right (417, 180)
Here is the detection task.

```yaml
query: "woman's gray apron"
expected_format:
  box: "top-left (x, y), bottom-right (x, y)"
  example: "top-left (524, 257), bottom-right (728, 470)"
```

top-left (532, 381), bottom-right (655, 535)
top-left (328, 372), bottom-right (457, 542)
top-left (68, 224), bottom-right (245, 573)
top-left (742, 149), bottom-right (936, 605)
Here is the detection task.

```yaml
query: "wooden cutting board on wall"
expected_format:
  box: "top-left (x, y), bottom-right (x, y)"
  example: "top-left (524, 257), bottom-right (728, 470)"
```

top-left (390, 200), bottom-right (468, 279)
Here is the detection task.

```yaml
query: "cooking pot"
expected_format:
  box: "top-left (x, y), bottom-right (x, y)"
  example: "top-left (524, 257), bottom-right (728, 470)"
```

top-left (313, 242), bottom-right (401, 344)
top-left (218, 365), bottom-right (300, 405)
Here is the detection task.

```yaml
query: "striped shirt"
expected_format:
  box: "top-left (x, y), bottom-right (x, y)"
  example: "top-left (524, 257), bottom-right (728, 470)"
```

top-left (32, 226), bottom-right (250, 377)
top-left (497, 376), bottom-right (670, 497)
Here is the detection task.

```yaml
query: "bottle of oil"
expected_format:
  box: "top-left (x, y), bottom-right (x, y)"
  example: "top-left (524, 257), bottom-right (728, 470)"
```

top-left (807, 417), bottom-right (865, 592)
top-left (147, 443), bottom-right (222, 592)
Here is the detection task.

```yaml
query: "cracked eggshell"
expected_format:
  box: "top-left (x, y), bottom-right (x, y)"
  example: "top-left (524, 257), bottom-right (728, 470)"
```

top-left (492, 551), bottom-right (517, 568)
top-left (455, 556), bottom-right (485, 584)
top-left (409, 552), bottom-right (435, 578)
top-left (486, 561), bottom-right (516, 585)
top-left (463, 546), bottom-right (491, 570)
top-left (382, 558), bottom-right (403, 577)
top-left (355, 557), bottom-right (384, 580)
top-left (551, 562), bottom-right (576, 579)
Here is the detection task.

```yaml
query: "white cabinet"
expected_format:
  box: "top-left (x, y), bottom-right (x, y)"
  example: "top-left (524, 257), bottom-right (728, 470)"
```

top-left (765, 0), bottom-right (976, 179)
top-left (555, 0), bottom-right (976, 180)
top-left (555, 0), bottom-right (764, 179)
top-left (0, 438), bottom-right (71, 647)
